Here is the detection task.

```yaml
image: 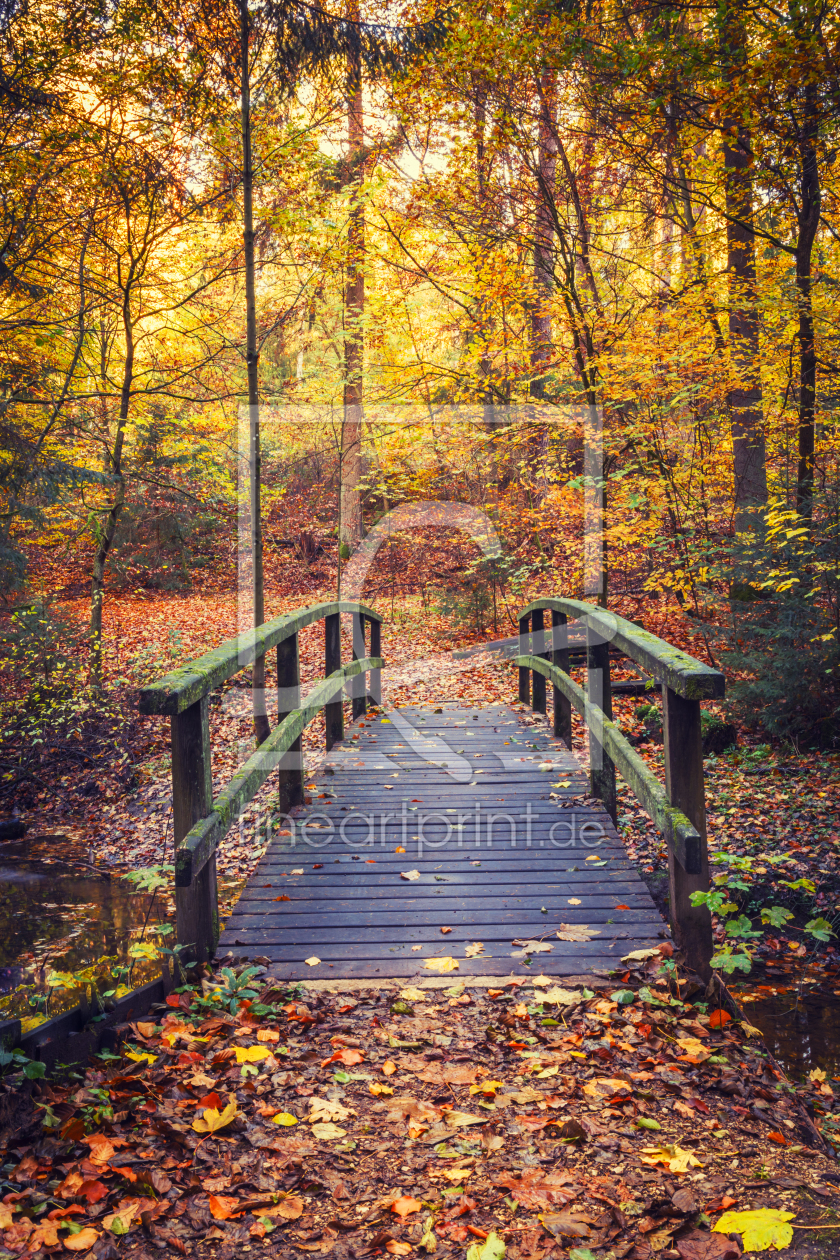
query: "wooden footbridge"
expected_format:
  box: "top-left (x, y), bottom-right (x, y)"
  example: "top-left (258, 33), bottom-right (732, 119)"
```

top-left (138, 599), bottom-right (724, 981)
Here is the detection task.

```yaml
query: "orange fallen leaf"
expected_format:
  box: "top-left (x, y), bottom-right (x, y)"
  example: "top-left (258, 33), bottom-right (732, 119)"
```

top-left (273, 895), bottom-right (291, 902)
top-left (262, 1193), bottom-right (304, 1220)
top-left (386, 1242), bottom-right (413, 1255)
top-left (257, 1028), bottom-right (280, 1043)
top-left (63, 1228), bottom-right (100, 1251)
top-left (391, 1197), bottom-right (422, 1218)
top-left (382, 1060), bottom-right (397, 1076)
top-left (708, 1009), bottom-right (732, 1029)
top-left (614, 904), bottom-right (630, 911)
top-left (322, 1047), bottom-right (364, 1067)
top-left (440, 926), bottom-right (453, 934)
top-left (768, 1131), bottom-right (788, 1145)
top-left (209, 1196), bottom-right (243, 1221)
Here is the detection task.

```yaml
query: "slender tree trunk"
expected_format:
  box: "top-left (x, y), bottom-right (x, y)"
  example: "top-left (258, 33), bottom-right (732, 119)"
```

top-left (89, 310), bottom-right (132, 690)
top-left (795, 81), bottom-right (821, 520)
top-left (472, 83), bottom-right (497, 432)
top-left (531, 68), bottom-right (557, 400)
top-left (240, 0), bottom-right (270, 743)
top-left (340, 4), bottom-right (364, 552)
top-left (720, 0), bottom-right (767, 527)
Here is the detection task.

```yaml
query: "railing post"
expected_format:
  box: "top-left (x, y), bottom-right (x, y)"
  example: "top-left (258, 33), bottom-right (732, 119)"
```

top-left (532, 608), bottom-right (547, 714)
top-left (351, 613), bottom-right (367, 720)
top-left (551, 609), bottom-right (572, 747)
top-left (587, 626), bottom-right (617, 824)
top-left (663, 688), bottom-right (713, 978)
top-left (518, 614), bottom-right (531, 705)
top-left (171, 696), bottom-right (217, 963)
top-left (277, 631), bottom-right (303, 814)
top-left (369, 618), bottom-right (382, 706)
top-left (325, 612), bottom-right (344, 750)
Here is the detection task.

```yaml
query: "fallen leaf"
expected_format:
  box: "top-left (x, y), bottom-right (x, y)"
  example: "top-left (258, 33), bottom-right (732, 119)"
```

top-left (511, 939), bottom-right (553, 956)
top-left (387, 1242), bottom-right (413, 1255)
top-left (63, 1229), bottom-right (100, 1251)
top-left (392, 1197), bottom-right (423, 1218)
top-left (444, 1110), bottom-right (485, 1128)
top-left (382, 1059), bottom-right (398, 1075)
top-left (209, 1196), bottom-right (243, 1221)
top-left (401, 870), bottom-right (421, 881)
top-left (465, 942), bottom-right (485, 957)
top-left (411, 945), bottom-right (423, 951)
top-left (192, 1098), bottom-right (238, 1134)
top-left (263, 1194), bottom-right (304, 1220)
top-left (676, 1228), bottom-right (742, 1259)
top-left (810, 1068), bottom-right (827, 1083)
top-left (567, 898), bottom-right (581, 905)
top-left (273, 1112), bottom-right (298, 1126)
top-left (708, 1009), bottom-right (732, 1029)
top-left (640, 1144), bottom-right (702, 1173)
top-left (582, 1078), bottom-right (632, 1098)
top-left (235, 1045), bottom-right (272, 1064)
top-left (305, 956), bottom-right (321, 967)
top-left (311, 1122), bottom-right (347, 1140)
top-left (555, 924), bottom-right (601, 942)
top-left (466, 1232), bottom-right (506, 1260)
top-left (310, 1098), bottom-right (354, 1123)
top-left (399, 988), bottom-right (425, 1001)
top-left (425, 957), bottom-right (459, 972)
top-left (370, 1081), bottom-right (395, 1096)
top-left (440, 926), bottom-right (453, 934)
top-left (713, 1209), bottom-right (794, 1252)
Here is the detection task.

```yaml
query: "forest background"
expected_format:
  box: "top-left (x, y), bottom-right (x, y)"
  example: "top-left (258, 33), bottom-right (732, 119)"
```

top-left (2, 0), bottom-right (840, 961)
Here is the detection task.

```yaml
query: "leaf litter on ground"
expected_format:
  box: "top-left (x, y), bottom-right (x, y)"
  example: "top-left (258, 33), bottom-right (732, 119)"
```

top-left (2, 944), bottom-right (840, 1259)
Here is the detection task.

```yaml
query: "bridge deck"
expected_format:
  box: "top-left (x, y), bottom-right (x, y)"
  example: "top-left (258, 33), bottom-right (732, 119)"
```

top-left (219, 704), bottom-right (666, 979)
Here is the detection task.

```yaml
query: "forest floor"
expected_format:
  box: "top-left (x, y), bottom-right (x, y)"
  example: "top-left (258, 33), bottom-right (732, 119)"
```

top-left (1, 952), bottom-right (840, 1260)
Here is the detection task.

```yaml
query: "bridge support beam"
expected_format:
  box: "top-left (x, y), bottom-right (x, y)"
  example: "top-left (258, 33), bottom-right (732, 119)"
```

top-left (664, 688), bottom-right (713, 980)
top-left (587, 629), bottom-right (617, 825)
top-left (551, 609), bottom-right (572, 747)
top-left (325, 613), bottom-right (344, 749)
top-left (172, 697), bottom-right (217, 963)
top-left (518, 615), bottom-right (530, 705)
top-left (277, 631), bottom-right (304, 814)
top-left (351, 614), bottom-right (367, 720)
top-left (532, 608), bottom-right (547, 714)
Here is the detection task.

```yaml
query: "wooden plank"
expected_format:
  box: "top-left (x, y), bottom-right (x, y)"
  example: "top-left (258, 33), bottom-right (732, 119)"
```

top-left (218, 701), bottom-right (667, 973)
top-left (171, 696), bottom-right (217, 963)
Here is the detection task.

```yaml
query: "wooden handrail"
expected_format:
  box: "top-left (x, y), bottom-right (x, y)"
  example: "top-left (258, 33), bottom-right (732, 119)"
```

top-left (174, 658), bottom-right (382, 889)
top-left (517, 598), bottom-right (720, 979)
top-left (519, 597), bottom-right (724, 700)
top-left (138, 600), bottom-right (382, 715)
top-left (139, 602), bottom-right (385, 962)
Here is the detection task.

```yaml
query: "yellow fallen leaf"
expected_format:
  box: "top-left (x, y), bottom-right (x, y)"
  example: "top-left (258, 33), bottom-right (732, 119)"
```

top-left (370, 1081), bottom-right (395, 1096)
top-left (310, 1098), bottom-right (354, 1123)
top-left (257, 1028), bottom-right (280, 1043)
top-left (0, 1206), bottom-right (13, 1229)
top-left (425, 957), bottom-right (459, 972)
top-left (273, 1112), bottom-right (298, 1126)
top-left (640, 1144), bottom-right (702, 1173)
top-left (305, 956), bottom-right (321, 966)
top-left (400, 988), bottom-right (425, 1001)
top-left (810, 1068), bottom-right (827, 1083)
top-left (193, 1097), bottom-right (238, 1134)
top-left (125, 1051), bottom-right (157, 1066)
top-left (567, 898), bottom-right (581, 905)
top-left (103, 1203), bottom-right (139, 1235)
top-left (470, 1080), bottom-right (504, 1095)
top-left (444, 1110), bottom-right (485, 1127)
top-left (311, 1122), bottom-right (347, 1140)
top-left (464, 942), bottom-right (485, 957)
top-left (713, 1209), bottom-right (794, 1252)
top-left (740, 1022), bottom-right (763, 1037)
top-left (235, 1045), bottom-right (271, 1064)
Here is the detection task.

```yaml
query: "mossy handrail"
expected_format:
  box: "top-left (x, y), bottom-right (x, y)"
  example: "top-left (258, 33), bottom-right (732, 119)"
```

top-left (517, 597), bottom-right (723, 979)
top-left (138, 601), bottom-right (384, 962)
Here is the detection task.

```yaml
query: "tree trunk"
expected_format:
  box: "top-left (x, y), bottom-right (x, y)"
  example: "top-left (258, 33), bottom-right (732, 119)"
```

top-left (795, 80), bottom-right (820, 520)
top-left (240, 0), bottom-right (270, 743)
top-left (720, 0), bottom-right (767, 528)
top-left (89, 313), bottom-right (132, 690)
top-left (340, 3), bottom-right (364, 553)
top-left (531, 67), bottom-right (557, 400)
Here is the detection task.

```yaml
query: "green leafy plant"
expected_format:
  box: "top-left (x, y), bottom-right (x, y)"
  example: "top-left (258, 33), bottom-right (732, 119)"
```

top-left (690, 852), bottom-right (835, 973)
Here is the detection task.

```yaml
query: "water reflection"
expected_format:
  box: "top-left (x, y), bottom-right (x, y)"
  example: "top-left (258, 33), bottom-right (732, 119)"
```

top-left (732, 961), bottom-right (840, 1079)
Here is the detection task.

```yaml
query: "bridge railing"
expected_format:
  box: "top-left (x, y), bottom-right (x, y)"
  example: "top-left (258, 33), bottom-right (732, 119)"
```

top-left (138, 601), bottom-right (383, 962)
top-left (515, 598), bottom-right (724, 978)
